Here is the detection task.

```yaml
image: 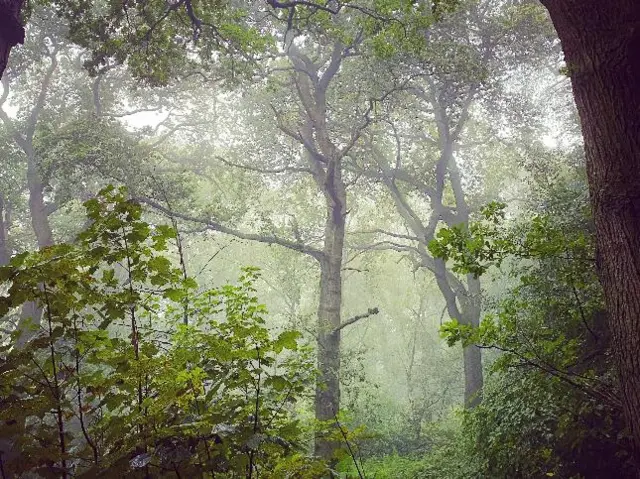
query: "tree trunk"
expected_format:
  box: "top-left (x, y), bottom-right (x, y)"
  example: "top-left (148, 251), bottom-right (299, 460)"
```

top-left (541, 0), bottom-right (640, 464)
top-left (461, 276), bottom-right (483, 407)
top-left (314, 163), bottom-right (346, 463)
top-left (0, 194), bottom-right (9, 266)
top-left (432, 257), bottom-right (483, 406)
top-left (14, 155), bottom-right (53, 349)
top-left (26, 158), bottom-right (53, 248)
top-left (0, 0), bottom-right (25, 80)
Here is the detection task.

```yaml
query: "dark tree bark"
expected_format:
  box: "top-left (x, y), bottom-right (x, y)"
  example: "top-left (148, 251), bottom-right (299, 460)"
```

top-left (541, 0), bottom-right (640, 464)
top-left (0, 0), bottom-right (25, 80)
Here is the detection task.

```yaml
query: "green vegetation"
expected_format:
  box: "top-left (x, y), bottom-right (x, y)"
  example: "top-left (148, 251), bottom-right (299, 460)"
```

top-left (0, 187), bottom-right (322, 477)
top-left (1, 0), bottom-right (639, 477)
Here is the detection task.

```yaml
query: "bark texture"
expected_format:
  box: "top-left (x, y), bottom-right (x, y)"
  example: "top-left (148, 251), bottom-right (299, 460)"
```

top-left (0, 0), bottom-right (25, 80)
top-left (0, 194), bottom-right (9, 266)
top-left (314, 172), bottom-right (346, 461)
top-left (541, 0), bottom-right (640, 463)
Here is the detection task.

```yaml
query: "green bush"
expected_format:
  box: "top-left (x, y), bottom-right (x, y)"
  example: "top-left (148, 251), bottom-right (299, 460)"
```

top-left (0, 186), bottom-right (324, 478)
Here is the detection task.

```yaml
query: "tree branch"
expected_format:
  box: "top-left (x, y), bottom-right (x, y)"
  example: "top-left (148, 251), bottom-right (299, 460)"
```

top-left (215, 156), bottom-right (314, 175)
top-left (334, 307), bottom-right (379, 333)
top-left (351, 228), bottom-right (421, 243)
top-left (26, 46), bottom-right (59, 142)
top-left (137, 197), bottom-right (324, 260)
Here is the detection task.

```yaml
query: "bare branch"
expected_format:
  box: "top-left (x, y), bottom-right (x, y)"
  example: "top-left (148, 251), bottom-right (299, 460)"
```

top-left (105, 107), bottom-right (164, 118)
top-left (334, 307), bottom-right (379, 333)
top-left (351, 240), bottom-right (420, 255)
top-left (266, 0), bottom-right (404, 25)
top-left (351, 228), bottom-right (421, 242)
top-left (266, 0), bottom-right (340, 15)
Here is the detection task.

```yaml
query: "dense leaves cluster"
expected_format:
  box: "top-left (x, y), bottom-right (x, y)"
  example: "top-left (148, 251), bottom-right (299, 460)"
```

top-left (0, 186), bottom-right (323, 477)
top-left (429, 179), bottom-right (635, 477)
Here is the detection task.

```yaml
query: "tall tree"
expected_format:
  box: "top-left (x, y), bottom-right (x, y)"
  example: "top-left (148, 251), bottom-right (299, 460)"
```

top-left (540, 0), bottom-right (640, 463)
top-left (353, 0), bottom-right (554, 406)
top-left (139, 28), bottom-right (394, 460)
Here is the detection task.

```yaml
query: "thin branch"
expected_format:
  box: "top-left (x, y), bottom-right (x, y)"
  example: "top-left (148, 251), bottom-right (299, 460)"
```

top-left (215, 156), bottom-right (313, 175)
top-left (351, 228), bottom-right (421, 243)
top-left (104, 107), bottom-right (163, 118)
top-left (351, 240), bottom-right (419, 255)
top-left (267, 0), bottom-right (402, 25)
top-left (334, 307), bottom-right (379, 333)
top-left (332, 410), bottom-right (366, 479)
top-left (571, 283), bottom-right (599, 341)
top-left (477, 343), bottom-right (620, 408)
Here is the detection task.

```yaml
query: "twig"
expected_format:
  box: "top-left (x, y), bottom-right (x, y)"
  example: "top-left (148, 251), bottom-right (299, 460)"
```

top-left (570, 283), bottom-right (598, 341)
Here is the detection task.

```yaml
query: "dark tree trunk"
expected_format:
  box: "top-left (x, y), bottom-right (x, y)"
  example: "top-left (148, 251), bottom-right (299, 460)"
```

top-left (0, 0), bottom-right (25, 80)
top-left (541, 0), bottom-right (640, 463)
top-left (314, 162), bottom-right (346, 462)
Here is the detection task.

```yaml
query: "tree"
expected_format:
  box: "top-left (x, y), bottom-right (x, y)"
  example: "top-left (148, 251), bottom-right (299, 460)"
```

top-left (137, 27), bottom-right (393, 461)
top-left (539, 0), bottom-right (640, 463)
top-left (1, 1), bottom-right (440, 83)
top-left (350, 0), bottom-right (555, 406)
top-left (0, 0), bottom-right (24, 80)
top-left (431, 174), bottom-right (634, 477)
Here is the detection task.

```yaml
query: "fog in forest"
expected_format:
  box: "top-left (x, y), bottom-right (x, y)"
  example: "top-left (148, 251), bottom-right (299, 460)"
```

top-left (0, 1), bottom-right (635, 478)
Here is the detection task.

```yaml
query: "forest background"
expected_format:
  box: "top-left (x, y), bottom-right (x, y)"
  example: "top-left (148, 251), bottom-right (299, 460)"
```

top-left (0, 0), bottom-right (636, 477)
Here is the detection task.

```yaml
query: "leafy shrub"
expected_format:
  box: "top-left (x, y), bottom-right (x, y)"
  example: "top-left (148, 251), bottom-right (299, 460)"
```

top-left (0, 186), bottom-right (324, 478)
top-left (430, 180), bottom-right (635, 478)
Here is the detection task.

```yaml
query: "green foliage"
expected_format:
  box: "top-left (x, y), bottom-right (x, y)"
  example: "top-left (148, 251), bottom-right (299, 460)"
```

top-left (336, 416), bottom-right (480, 479)
top-left (429, 180), bottom-right (635, 477)
top-left (45, 1), bottom-right (272, 85)
top-left (35, 0), bottom-right (469, 84)
top-left (0, 186), bottom-right (323, 477)
top-left (338, 453), bottom-right (431, 479)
